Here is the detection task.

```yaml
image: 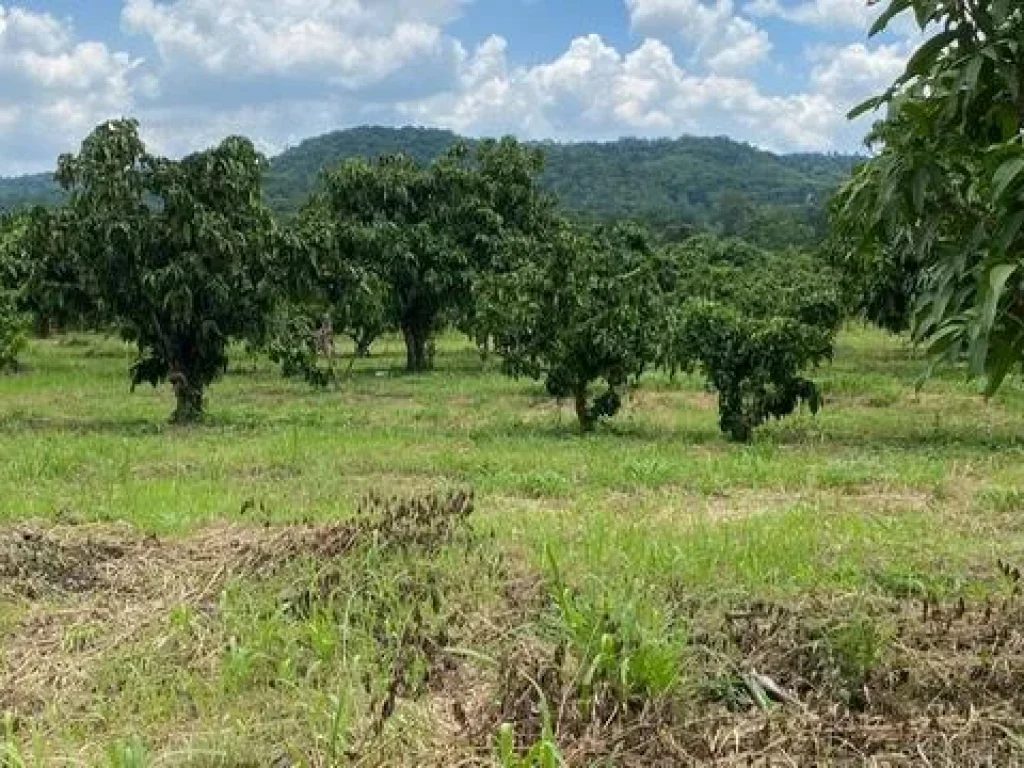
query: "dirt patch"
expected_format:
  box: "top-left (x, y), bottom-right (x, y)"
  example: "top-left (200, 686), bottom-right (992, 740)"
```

top-left (0, 492), bottom-right (476, 718)
top-left (448, 583), bottom-right (1024, 766)
top-left (0, 528), bottom-right (131, 598)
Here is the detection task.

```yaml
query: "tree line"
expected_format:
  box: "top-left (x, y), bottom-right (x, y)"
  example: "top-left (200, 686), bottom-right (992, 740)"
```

top-left (3, 0), bottom-right (1017, 440)
top-left (0, 120), bottom-right (842, 441)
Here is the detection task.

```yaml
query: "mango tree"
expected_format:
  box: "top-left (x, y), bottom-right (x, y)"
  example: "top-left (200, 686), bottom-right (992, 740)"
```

top-left (833, 0), bottom-right (1024, 392)
top-left (660, 236), bottom-right (842, 441)
top-left (318, 139), bottom-right (549, 373)
top-left (482, 222), bottom-right (665, 432)
top-left (53, 120), bottom-right (275, 422)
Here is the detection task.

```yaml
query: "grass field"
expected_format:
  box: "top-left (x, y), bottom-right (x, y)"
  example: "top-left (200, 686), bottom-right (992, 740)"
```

top-left (1, 326), bottom-right (1024, 765)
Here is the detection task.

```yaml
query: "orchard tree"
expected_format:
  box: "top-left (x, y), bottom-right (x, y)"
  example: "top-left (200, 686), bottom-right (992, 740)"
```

top-left (319, 139), bottom-right (550, 372)
top-left (671, 302), bottom-right (833, 442)
top-left (834, 0), bottom-right (1024, 392)
top-left (54, 120), bottom-right (275, 422)
top-left (660, 235), bottom-right (842, 441)
top-left (322, 153), bottom-right (468, 372)
top-left (482, 222), bottom-right (666, 432)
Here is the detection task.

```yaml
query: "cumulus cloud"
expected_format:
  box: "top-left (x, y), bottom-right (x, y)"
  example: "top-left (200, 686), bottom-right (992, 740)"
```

top-left (626, 0), bottom-right (772, 74)
top-left (0, 5), bottom-right (141, 174)
top-left (0, 0), bottom-right (916, 173)
top-left (121, 0), bottom-right (469, 102)
top-left (809, 41), bottom-right (909, 105)
top-left (745, 0), bottom-right (874, 28)
top-left (402, 35), bottom-right (842, 152)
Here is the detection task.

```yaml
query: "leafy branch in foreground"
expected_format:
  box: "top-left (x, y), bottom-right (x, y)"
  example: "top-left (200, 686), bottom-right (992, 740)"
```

top-left (833, 0), bottom-right (1024, 393)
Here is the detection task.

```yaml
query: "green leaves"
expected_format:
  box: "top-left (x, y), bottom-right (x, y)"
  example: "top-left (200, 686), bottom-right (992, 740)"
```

top-left (0, 289), bottom-right (26, 373)
top-left (52, 120), bottom-right (277, 421)
top-left (832, 0), bottom-right (1024, 397)
top-left (316, 139), bottom-right (551, 373)
top-left (992, 154), bottom-right (1024, 202)
top-left (484, 221), bottom-right (666, 431)
top-left (869, 0), bottom-right (914, 37)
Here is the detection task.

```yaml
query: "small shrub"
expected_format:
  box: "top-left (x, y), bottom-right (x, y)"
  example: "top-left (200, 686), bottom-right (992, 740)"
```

top-left (483, 222), bottom-right (666, 432)
top-left (673, 301), bottom-right (832, 442)
top-left (545, 549), bottom-right (685, 715)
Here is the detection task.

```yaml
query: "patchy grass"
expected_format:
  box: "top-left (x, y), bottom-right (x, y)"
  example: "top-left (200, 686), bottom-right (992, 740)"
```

top-left (0, 325), bottom-right (1023, 764)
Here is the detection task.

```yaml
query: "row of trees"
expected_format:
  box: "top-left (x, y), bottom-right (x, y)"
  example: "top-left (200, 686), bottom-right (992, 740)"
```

top-left (0, 120), bottom-right (843, 440)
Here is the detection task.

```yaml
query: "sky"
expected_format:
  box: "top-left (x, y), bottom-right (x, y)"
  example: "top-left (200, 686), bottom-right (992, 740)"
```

top-left (0, 0), bottom-right (922, 175)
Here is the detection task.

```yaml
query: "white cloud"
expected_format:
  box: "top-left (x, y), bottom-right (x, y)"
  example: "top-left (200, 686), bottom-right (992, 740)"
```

top-left (809, 41), bottom-right (909, 105)
top-left (402, 35), bottom-right (843, 152)
top-left (626, 0), bottom-right (772, 74)
top-left (0, 5), bottom-right (141, 174)
top-left (0, 0), bottom-right (912, 174)
top-left (746, 0), bottom-right (873, 28)
top-left (745, 0), bottom-right (924, 37)
top-left (122, 0), bottom-right (468, 95)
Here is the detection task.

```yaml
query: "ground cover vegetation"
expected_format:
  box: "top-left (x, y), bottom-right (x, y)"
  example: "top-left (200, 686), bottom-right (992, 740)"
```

top-left (0, 0), bottom-right (1023, 763)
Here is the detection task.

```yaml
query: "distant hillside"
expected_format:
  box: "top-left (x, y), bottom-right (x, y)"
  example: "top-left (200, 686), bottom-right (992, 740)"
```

top-left (0, 173), bottom-right (64, 212)
top-left (0, 126), bottom-right (858, 238)
top-left (264, 127), bottom-right (857, 223)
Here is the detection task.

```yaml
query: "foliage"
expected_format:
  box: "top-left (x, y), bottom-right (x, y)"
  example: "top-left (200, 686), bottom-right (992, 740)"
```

top-left (673, 301), bottom-right (832, 442)
top-left (51, 120), bottom-right (276, 422)
top-left (338, 271), bottom-right (392, 357)
top-left (0, 292), bottom-right (26, 373)
top-left (8, 207), bottom-right (110, 336)
top-left (546, 549), bottom-right (683, 712)
top-left (483, 222), bottom-right (666, 431)
top-left (257, 127), bottom-right (852, 248)
top-left (265, 308), bottom-right (337, 389)
top-left (661, 236), bottom-right (841, 441)
top-left (317, 139), bottom-right (550, 373)
top-left (496, 716), bottom-right (564, 768)
top-left (0, 215), bottom-right (27, 370)
top-left (833, 0), bottom-right (1024, 393)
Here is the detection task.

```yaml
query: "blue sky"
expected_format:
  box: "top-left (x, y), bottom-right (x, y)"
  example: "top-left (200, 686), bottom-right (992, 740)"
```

top-left (0, 0), bottom-right (921, 174)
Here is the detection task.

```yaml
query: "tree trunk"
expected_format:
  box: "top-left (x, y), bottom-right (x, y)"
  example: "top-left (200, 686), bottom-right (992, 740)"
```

top-left (402, 324), bottom-right (432, 373)
top-left (574, 386), bottom-right (595, 433)
top-left (354, 330), bottom-right (373, 358)
top-left (476, 332), bottom-right (491, 361)
top-left (33, 315), bottom-right (52, 339)
top-left (169, 368), bottom-right (204, 424)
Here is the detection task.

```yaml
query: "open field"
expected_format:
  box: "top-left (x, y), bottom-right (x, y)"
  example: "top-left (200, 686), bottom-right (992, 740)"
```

top-left (1, 326), bottom-right (1024, 765)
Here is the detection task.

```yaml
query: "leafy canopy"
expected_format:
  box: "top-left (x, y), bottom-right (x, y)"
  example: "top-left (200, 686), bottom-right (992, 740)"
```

top-left (482, 222), bottom-right (666, 432)
top-left (316, 139), bottom-right (550, 373)
top-left (833, 0), bottom-right (1024, 393)
top-left (0, 215), bottom-right (27, 371)
top-left (53, 119), bottom-right (276, 421)
top-left (661, 236), bottom-right (841, 441)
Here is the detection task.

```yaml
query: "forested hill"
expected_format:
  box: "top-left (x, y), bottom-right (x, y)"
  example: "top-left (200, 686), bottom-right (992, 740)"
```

top-left (0, 126), bottom-right (857, 233)
top-left (0, 173), bottom-right (66, 212)
top-left (263, 127), bottom-right (857, 223)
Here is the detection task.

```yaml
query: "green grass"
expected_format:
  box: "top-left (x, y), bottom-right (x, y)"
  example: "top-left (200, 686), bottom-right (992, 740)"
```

top-left (2, 325), bottom-right (1024, 764)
